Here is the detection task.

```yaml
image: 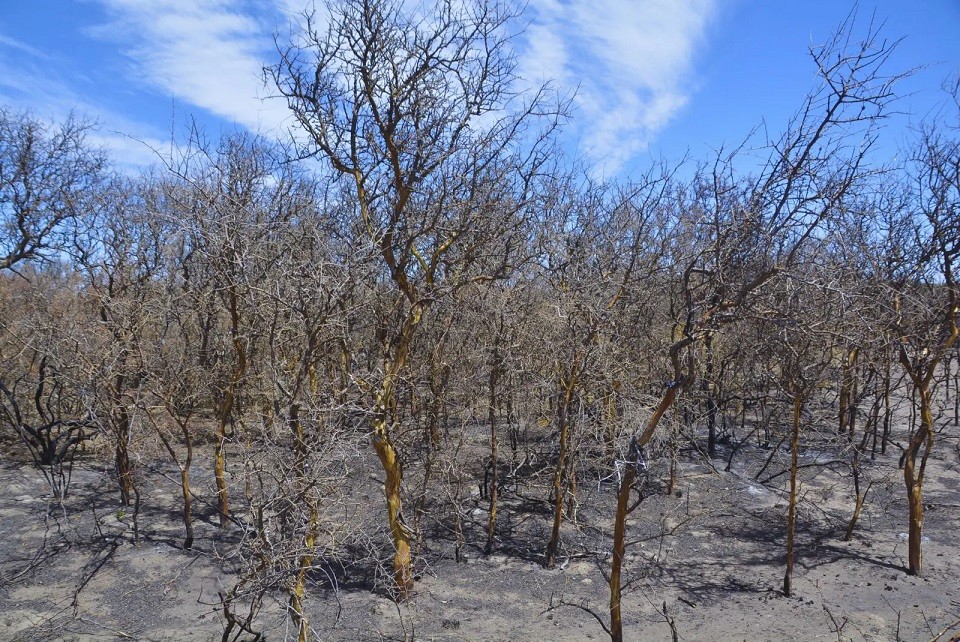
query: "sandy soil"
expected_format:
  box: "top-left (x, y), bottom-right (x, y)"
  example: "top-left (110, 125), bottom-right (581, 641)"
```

top-left (2, 421), bottom-right (960, 641)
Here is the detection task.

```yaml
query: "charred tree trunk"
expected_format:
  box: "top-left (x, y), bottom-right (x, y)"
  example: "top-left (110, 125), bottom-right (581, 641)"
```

top-left (704, 331), bottom-right (719, 458)
top-left (881, 354), bottom-right (893, 455)
top-left (838, 347), bottom-right (858, 439)
top-left (903, 385), bottom-right (934, 575)
top-left (846, 397), bottom-right (876, 540)
top-left (546, 367), bottom-right (578, 569)
top-left (113, 384), bottom-right (134, 507)
top-left (485, 346), bottom-right (502, 555)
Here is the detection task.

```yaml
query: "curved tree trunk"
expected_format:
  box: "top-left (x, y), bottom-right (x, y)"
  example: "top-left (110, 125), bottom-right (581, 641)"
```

top-left (374, 422), bottom-right (414, 597)
top-left (373, 307), bottom-right (421, 599)
top-left (610, 380), bottom-right (683, 642)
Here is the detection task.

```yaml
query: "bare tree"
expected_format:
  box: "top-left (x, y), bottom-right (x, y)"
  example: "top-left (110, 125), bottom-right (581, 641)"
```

top-left (1, 109), bottom-right (106, 272)
top-left (0, 281), bottom-right (98, 500)
top-left (72, 177), bottom-right (172, 508)
top-left (270, 0), bottom-right (561, 597)
top-left (892, 95), bottom-right (960, 575)
top-left (608, 16), bottom-right (902, 640)
top-left (537, 171), bottom-right (674, 568)
top-left (754, 274), bottom-right (836, 596)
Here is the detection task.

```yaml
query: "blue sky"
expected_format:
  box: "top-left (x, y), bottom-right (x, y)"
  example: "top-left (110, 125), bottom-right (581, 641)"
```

top-left (1, 1), bottom-right (958, 177)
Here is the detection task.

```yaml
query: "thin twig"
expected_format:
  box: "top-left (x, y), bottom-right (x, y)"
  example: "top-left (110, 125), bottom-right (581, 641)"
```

top-left (928, 617), bottom-right (960, 642)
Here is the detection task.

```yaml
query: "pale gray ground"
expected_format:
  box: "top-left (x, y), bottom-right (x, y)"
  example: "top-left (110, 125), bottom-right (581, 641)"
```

top-left (2, 426), bottom-right (959, 642)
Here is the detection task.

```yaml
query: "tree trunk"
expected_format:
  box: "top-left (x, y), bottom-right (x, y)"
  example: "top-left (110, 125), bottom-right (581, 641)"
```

top-left (114, 398), bottom-right (134, 506)
top-left (897, 285), bottom-right (959, 576)
top-left (214, 285), bottom-right (248, 529)
top-left (374, 421), bottom-right (414, 597)
top-left (844, 479), bottom-right (868, 543)
top-left (881, 356), bottom-right (892, 455)
top-left (371, 303), bottom-right (423, 598)
top-left (546, 370), bottom-right (578, 568)
top-left (838, 347), bottom-right (858, 438)
top-left (783, 394), bottom-right (802, 596)
top-left (846, 402), bottom-right (874, 540)
top-left (290, 403), bottom-right (306, 473)
top-left (704, 331), bottom-right (718, 458)
top-left (610, 381), bottom-right (682, 642)
top-left (180, 467), bottom-right (194, 550)
top-left (289, 498), bottom-right (319, 642)
top-left (154, 409), bottom-right (195, 550)
top-left (953, 352), bottom-right (959, 427)
top-left (609, 464), bottom-right (636, 642)
top-left (904, 387), bottom-right (934, 575)
top-left (214, 430), bottom-right (230, 528)
top-left (485, 351), bottom-right (500, 555)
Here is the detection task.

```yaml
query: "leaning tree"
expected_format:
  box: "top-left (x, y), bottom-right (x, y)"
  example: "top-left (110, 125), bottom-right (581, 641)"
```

top-left (608, 17), bottom-right (903, 641)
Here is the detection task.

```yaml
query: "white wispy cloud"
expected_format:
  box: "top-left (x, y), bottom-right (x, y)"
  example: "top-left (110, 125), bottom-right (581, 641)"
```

top-left (0, 47), bottom-right (169, 172)
top-left (89, 0), bottom-right (293, 136)
top-left (520, 0), bottom-right (716, 176)
top-left (0, 33), bottom-right (48, 59)
top-left (4, 0), bottom-right (713, 176)
top-left (1, 0), bottom-right (293, 171)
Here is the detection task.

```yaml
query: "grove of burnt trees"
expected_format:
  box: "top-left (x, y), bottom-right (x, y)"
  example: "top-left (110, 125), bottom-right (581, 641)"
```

top-left (1, 2), bottom-right (958, 640)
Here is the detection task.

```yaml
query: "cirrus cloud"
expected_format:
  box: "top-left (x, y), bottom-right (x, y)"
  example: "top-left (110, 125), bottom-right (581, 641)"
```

top-left (89, 0), bottom-right (293, 136)
top-left (520, 0), bottom-right (716, 176)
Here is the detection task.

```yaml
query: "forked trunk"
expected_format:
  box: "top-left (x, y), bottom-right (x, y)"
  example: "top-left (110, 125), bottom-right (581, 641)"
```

top-left (372, 305), bottom-right (422, 598)
top-left (610, 381), bottom-right (682, 642)
top-left (845, 407), bottom-right (874, 540)
top-left (154, 410), bottom-right (194, 550)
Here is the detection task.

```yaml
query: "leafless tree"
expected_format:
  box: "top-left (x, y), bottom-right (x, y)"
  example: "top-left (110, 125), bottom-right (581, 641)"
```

top-left (0, 273), bottom-right (98, 499)
top-left (1, 109), bottom-right (106, 272)
top-left (890, 91), bottom-right (960, 575)
top-left (608, 15), bottom-right (903, 640)
top-left (269, 0), bottom-right (562, 597)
